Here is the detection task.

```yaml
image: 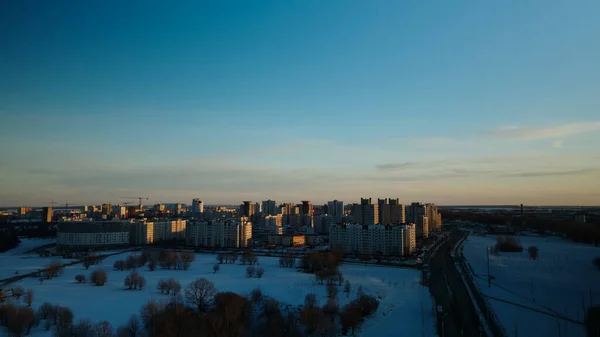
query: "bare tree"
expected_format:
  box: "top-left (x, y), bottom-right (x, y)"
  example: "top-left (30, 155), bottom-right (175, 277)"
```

top-left (75, 274), bottom-right (86, 284)
top-left (184, 278), bottom-right (216, 312)
top-left (73, 319), bottom-right (93, 337)
top-left (82, 253), bottom-right (100, 270)
top-left (148, 260), bottom-right (157, 271)
top-left (180, 251), bottom-right (195, 270)
top-left (6, 306), bottom-right (34, 337)
top-left (94, 321), bottom-right (114, 337)
top-left (90, 269), bottom-right (108, 286)
top-left (323, 298), bottom-right (339, 317)
top-left (168, 278), bottom-right (181, 295)
top-left (246, 266), bottom-right (255, 278)
top-left (137, 276), bottom-right (145, 290)
top-left (528, 246), bottom-right (539, 260)
top-left (12, 286), bottom-right (25, 299)
top-left (326, 283), bottom-right (338, 299)
top-left (217, 254), bottom-right (225, 264)
top-left (126, 314), bottom-right (141, 337)
top-left (344, 280), bottom-right (351, 296)
top-left (117, 326), bottom-right (129, 337)
top-left (140, 299), bottom-right (163, 332)
top-left (337, 271), bottom-right (344, 286)
top-left (24, 289), bottom-right (33, 306)
top-left (38, 302), bottom-right (54, 319)
top-left (256, 267), bottom-right (264, 278)
top-left (304, 293), bottom-right (317, 309)
top-left (43, 261), bottom-right (64, 279)
top-left (213, 264), bottom-right (220, 273)
top-left (251, 288), bottom-right (263, 304)
top-left (113, 260), bottom-right (125, 271)
top-left (157, 279), bottom-right (167, 294)
top-left (357, 285), bottom-right (364, 297)
top-left (231, 253), bottom-right (238, 264)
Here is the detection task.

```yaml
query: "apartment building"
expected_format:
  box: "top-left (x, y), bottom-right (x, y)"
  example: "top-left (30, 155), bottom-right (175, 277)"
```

top-left (129, 219), bottom-right (155, 245)
top-left (188, 220), bottom-right (252, 248)
top-left (389, 198), bottom-right (405, 224)
top-left (262, 199), bottom-right (277, 216)
top-left (57, 221), bottom-right (130, 250)
top-left (352, 198), bottom-right (379, 225)
top-left (329, 223), bottom-right (416, 256)
top-left (153, 219), bottom-right (187, 241)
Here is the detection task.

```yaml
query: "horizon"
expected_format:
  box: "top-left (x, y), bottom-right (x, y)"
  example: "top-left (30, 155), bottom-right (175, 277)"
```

top-left (1, 1), bottom-right (600, 206)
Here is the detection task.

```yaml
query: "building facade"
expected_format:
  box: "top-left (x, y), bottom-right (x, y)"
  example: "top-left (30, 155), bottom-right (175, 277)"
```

top-left (57, 221), bottom-right (130, 250)
top-left (262, 199), bottom-right (277, 216)
top-left (188, 220), bottom-right (252, 248)
top-left (329, 223), bottom-right (415, 256)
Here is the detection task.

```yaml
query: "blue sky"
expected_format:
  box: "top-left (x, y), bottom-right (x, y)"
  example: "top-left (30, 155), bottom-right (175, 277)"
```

top-left (1, 1), bottom-right (599, 206)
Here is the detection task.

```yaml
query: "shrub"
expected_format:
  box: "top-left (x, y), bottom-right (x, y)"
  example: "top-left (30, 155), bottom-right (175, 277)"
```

top-left (12, 286), bottom-right (24, 299)
top-left (495, 235), bottom-right (523, 252)
top-left (528, 246), bottom-right (539, 260)
top-left (246, 266), bottom-right (255, 278)
top-left (90, 269), bottom-right (108, 286)
top-left (75, 274), bottom-right (86, 283)
top-left (213, 264), bottom-right (220, 273)
top-left (256, 267), bottom-right (264, 278)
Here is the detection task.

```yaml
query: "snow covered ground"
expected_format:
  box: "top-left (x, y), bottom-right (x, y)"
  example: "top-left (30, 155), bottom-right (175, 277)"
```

top-left (0, 238), bottom-right (72, 279)
top-left (462, 234), bottom-right (600, 337)
top-left (1, 251), bottom-right (435, 337)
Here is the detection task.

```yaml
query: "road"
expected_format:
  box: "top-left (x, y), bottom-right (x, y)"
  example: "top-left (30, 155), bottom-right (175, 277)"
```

top-left (428, 231), bottom-right (484, 337)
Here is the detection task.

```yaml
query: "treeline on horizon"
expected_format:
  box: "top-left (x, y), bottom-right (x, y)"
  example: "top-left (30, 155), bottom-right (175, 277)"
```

top-left (443, 210), bottom-right (600, 245)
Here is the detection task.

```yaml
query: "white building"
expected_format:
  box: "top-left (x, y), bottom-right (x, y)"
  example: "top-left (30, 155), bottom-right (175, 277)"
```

top-left (188, 220), bottom-right (252, 248)
top-left (329, 223), bottom-right (416, 256)
top-left (57, 221), bottom-right (130, 250)
top-left (192, 199), bottom-right (204, 218)
top-left (153, 219), bottom-right (187, 241)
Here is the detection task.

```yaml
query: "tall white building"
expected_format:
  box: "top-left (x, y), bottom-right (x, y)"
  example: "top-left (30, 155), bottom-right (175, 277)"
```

top-left (262, 199), bottom-right (277, 216)
top-left (192, 199), bottom-right (204, 218)
top-left (188, 220), bottom-right (252, 248)
top-left (329, 223), bottom-right (415, 256)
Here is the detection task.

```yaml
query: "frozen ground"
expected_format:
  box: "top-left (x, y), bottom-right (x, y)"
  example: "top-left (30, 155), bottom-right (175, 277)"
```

top-left (0, 238), bottom-right (72, 280)
top-left (1, 251), bottom-right (435, 337)
top-left (462, 234), bottom-right (600, 337)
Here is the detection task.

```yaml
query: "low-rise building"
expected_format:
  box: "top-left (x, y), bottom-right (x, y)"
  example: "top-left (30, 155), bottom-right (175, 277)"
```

top-left (268, 235), bottom-right (305, 247)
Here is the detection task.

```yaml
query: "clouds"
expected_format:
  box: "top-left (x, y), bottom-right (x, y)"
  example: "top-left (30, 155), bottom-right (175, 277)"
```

top-left (489, 122), bottom-right (600, 140)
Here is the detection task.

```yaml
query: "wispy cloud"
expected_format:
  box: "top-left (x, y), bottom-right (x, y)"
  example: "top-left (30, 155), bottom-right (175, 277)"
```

top-left (489, 122), bottom-right (600, 140)
top-left (552, 140), bottom-right (563, 148)
top-left (499, 168), bottom-right (600, 178)
top-left (375, 162), bottom-right (417, 171)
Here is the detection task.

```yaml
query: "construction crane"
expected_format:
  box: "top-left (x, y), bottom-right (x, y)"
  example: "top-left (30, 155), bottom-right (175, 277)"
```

top-left (119, 197), bottom-right (149, 211)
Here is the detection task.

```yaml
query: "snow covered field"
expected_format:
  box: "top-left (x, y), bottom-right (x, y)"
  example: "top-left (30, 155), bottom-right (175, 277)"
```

top-left (462, 234), bottom-right (600, 337)
top-left (0, 238), bottom-right (73, 279)
top-left (1, 250), bottom-right (435, 337)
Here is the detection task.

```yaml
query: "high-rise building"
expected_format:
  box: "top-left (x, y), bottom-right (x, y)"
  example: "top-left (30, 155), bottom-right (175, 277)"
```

top-left (192, 199), bottom-right (204, 218)
top-left (299, 201), bottom-right (313, 216)
top-left (327, 200), bottom-right (344, 217)
top-left (254, 202), bottom-right (262, 215)
top-left (352, 198), bottom-right (379, 225)
top-left (389, 198), bottom-right (405, 224)
top-left (416, 215), bottom-right (429, 239)
top-left (377, 198), bottom-right (391, 225)
top-left (426, 203), bottom-right (440, 230)
top-left (129, 220), bottom-right (155, 245)
top-left (262, 199), bottom-right (277, 216)
top-left (240, 201), bottom-right (254, 218)
top-left (101, 203), bottom-right (112, 219)
top-left (42, 207), bottom-right (54, 223)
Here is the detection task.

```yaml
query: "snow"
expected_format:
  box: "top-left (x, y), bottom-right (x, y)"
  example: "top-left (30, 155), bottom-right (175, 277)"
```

top-left (0, 238), bottom-right (74, 280)
top-left (462, 234), bottom-right (600, 337)
top-left (1, 251), bottom-right (435, 337)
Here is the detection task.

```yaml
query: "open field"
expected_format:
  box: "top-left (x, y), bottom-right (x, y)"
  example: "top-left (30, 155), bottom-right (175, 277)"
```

top-left (462, 234), bottom-right (600, 337)
top-left (0, 238), bottom-right (74, 280)
top-left (1, 245), bottom-right (435, 337)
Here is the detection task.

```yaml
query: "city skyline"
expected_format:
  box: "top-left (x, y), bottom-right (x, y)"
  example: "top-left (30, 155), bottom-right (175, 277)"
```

top-left (1, 1), bottom-right (600, 206)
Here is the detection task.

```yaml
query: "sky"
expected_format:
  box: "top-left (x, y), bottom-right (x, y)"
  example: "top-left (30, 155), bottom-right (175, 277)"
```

top-left (1, 1), bottom-right (600, 206)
